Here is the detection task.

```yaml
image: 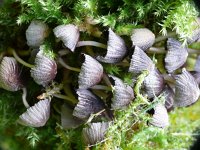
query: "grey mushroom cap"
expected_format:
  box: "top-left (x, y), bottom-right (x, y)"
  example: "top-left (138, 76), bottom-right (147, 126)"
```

top-left (78, 54), bottom-right (103, 89)
top-left (109, 75), bottom-right (134, 110)
top-left (0, 57), bottom-right (24, 91)
top-left (191, 71), bottom-right (200, 85)
top-left (82, 122), bottom-right (109, 146)
top-left (162, 85), bottom-right (174, 111)
top-left (165, 38), bottom-right (188, 73)
top-left (26, 20), bottom-right (49, 48)
top-left (73, 89), bottom-right (106, 120)
top-left (30, 49), bottom-right (57, 87)
top-left (149, 103), bottom-right (169, 128)
top-left (129, 46), bottom-right (155, 74)
top-left (131, 28), bottom-right (155, 51)
top-left (61, 104), bottom-right (83, 129)
top-left (96, 28), bottom-right (127, 63)
top-left (18, 99), bottom-right (51, 127)
top-left (174, 68), bottom-right (200, 107)
top-left (53, 24), bottom-right (80, 52)
top-left (144, 68), bottom-right (164, 99)
top-left (194, 55), bottom-right (200, 72)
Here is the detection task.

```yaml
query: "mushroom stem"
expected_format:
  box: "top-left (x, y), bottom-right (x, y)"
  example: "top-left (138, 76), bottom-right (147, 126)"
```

top-left (102, 73), bottom-right (112, 86)
top-left (76, 41), bottom-right (107, 49)
top-left (10, 48), bottom-right (34, 68)
top-left (155, 32), bottom-right (177, 43)
top-left (90, 85), bottom-right (112, 91)
top-left (58, 57), bottom-right (81, 72)
top-left (162, 74), bottom-right (175, 83)
top-left (53, 93), bottom-right (78, 104)
top-left (22, 88), bottom-right (30, 108)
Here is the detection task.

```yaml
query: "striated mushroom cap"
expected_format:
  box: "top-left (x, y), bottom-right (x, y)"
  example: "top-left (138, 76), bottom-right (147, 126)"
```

top-left (97, 28), bottom-right (127, 63)
top-left (61, 104), bottom-right (83, 129)
top-left (78, 54), bottom-right (103, 89)
top-left (26, 20), bottom-right (49, 48)
top-left (149, 103), bottom-right (169, 128)
top-left (53, 24), bottom-right (80, 52)
top-left (131, 28), bottom-right (155, 51)
top-left (174, 68), bottom-right (200, 107)
top-left (165, 38), bottom-right (188, 73)
top-left (82, 122), bottom-right (109, 146)
top-left (0, 57), bottom-right (24, 91)
top-left (73, 89), bottom-right (106, 120)
top-left (144, 69), bottom-right (164, 99)
top-left (194, 55), bottom-right (200, 72)
top-left (30, 47), bottom-right (57, 87)
top-left (109, 75), bottom-right (134, 110)
top-left (129, 46), bottom-right (155, 74)
top-left (18, 99), bottom-right (51, 127)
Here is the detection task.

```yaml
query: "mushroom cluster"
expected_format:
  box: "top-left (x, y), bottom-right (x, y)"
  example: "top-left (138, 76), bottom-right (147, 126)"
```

top-left (0, 20), bottom-right (200, 147)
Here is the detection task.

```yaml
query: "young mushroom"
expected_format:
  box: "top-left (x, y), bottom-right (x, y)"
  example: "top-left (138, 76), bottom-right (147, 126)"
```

top-left (109, 75), bottom-right (134, 110)
top-left (53, 24), bottom-right (80, 52)
top-left (96, 28), bottom-right (127, 63)
top-left (18, 99), bottom-right (51, 127)
top-left (131, 28), bottom-right (155, 51)
top-left (26, 20), bottom-right (49, 48)
top-left (78, 54), bottom-right (103, 89)
top-left (30, 46), bottom-right (57, 87)
top-left (82, 122), bottom-right (109, 146)
top-left (165, 38), bottom-right (188, 73)
top-left (174, 68), bottom-right (200, 107)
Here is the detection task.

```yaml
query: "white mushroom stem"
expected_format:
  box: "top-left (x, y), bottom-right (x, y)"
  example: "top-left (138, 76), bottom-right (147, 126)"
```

top-left (76, 41), bottom-right (107, 49)
top-left (58, 57), bottom-right (81, 72)
top-left (10, 48), bottom-right (34, 68)
top-left (22, 88), bottom-right (30, 108)
top-left (53, 93), bottom-right (78, 104)
top-left (90, 85), bottom-right (112, 91)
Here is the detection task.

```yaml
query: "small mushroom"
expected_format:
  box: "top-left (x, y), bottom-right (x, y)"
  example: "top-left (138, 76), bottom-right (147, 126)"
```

top-left (53, 24), bottom-right (80, 52)
top-left (162, 85), bottom-right (174, 111)
top-left (165, 38), bottom-right (188, 73)
top-left (73, 89), bottom-right (106, 120)
top-left (149, 103), bottom-right (169, 128)
top-left (0, 57), bottom-right (24, 91)
top-left (97, 28), bottom-right (127, 63)
top-left (26, 20), bottom-right (49, 48)
top-left (131, 28), bottom-right (155, 51)
top-left (144, 69), bottom-right (164, 99)
top-left (109, 75), bottom-right (134, 110)
top-left (30, 47), bottom-right (57, 87)
top-left (18, 99), bottom-right (51, 127)
top-left (194, 55), bottom-right (200, 72)
top-left (174, 68), bottom-right (200, 107)
top-left (78, 54), bottom-right (103, 89)
top-left (129, 46), bottom-right (155, 74)
top-left (187, 17), bottom-right (200, 44)
top-left (82, 122), bottom-right (109, 146)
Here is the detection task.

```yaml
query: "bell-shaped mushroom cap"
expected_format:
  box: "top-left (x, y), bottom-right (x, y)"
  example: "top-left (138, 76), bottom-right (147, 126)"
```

top-left (26, 20), bottom-right (49, 48)
top-left (129, 46), bottom-right (155, 74)
top-left (53, 24), bottom-right (80, 52)
top-left (96, 28), bottom-right (127, 63)
top-left (109, 75), bottom-right (134, 110)
top-left (30, 48), bottom-right (57, 87)
top-left (149, 103), bottom-right (169, 128)
top-left (131, 28), bottom-right (155, 51)
top-left (61, 104), bottom-right (83, 129)
top-left (174, 68), bottom-right (200, 107)
top-left (162, 85), bottom-right (174, 111)
top-left (78, 54), bottom-right (103, 89)
top-left (18, 99), bottom-right (51, 127)
top-left (0, 57), bottom-right (24, 91)
top-left (165, 38), bottom-right (188, 73)
top-left (82, 122), bottom-right (109, 146)
top-left (144, 69), bottom-right (164, 99)
top-left (194, 55), bottom-right (200, 72)
top-left (73, 89), bottom-right (106, 120)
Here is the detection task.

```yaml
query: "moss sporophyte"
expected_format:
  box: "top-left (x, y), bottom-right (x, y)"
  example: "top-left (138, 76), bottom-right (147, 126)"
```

top-left (0, 1), bottom-right (200, 149)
